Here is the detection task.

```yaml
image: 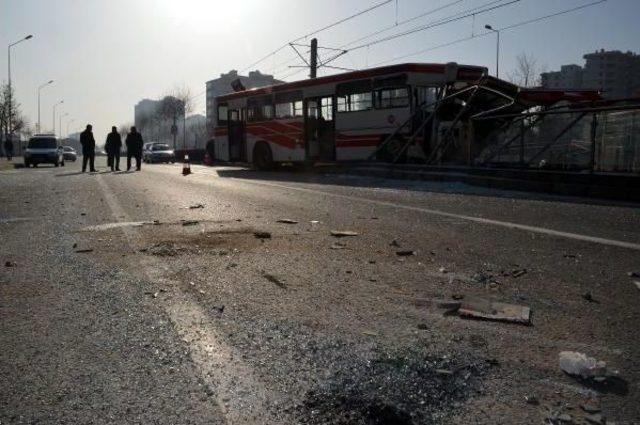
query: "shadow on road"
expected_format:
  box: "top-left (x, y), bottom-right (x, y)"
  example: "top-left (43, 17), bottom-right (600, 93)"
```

top-left (214, 168), bottom-right (640, 208)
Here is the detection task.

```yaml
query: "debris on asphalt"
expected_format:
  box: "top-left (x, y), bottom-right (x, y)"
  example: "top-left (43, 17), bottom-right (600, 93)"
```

top-left (72, 242), bottom-right (78, 248)
top-left (582, 291), bottom-right (599, 303)
top-left (263, 273), bottom-right (286, 289)
top-left (254, 231), bottom-right (272, 239)
top-left (330, 230), bottom-right (358, 237)
top-left (390, 240), bottom-right (401, 247)
top-left (362, 330), bottom-right (378, 337)
top-left (80, 212), bottom-right (86, 216)
top-left (330, 242), bottom-right (346, 250)
top-left (145, 242), bottom-right (179, 257)
top-left (213, 305), bottom-right (225, 314)
top-left (439, 266), bottom-right (448, 273)
top-left (470, 271), bottom-right (492, 284)
top-left (581, 400), bottom-right (602, 414)
top-left (511, 268), bottom-right (527, 278)
top-left (457, 297), bottom-right (532, 325)
top-left (633, 281), bottom-right (640, 291)
top-left (74, 249), bottom-right (94, 253)
top-left (416, 323), bottom-right (428, 330)
top-left (559, 351), bottom-right (607, 379)
top-left (627, 271), bottom-right (639, 278)
top-left (188, 203), bottom-right (205, 209)
top-left (584, 413), bottom-right (605, 425)
top-left (524, 395), bottom-right (539, 405)
top-left (396, 250), bottom-right (416, 256)
top-left (4, 261), bottom-right (16, 267)
top-left (181, 220), bottom-right (199, 226)
top-left (277, 219), bottom-right (298, 224)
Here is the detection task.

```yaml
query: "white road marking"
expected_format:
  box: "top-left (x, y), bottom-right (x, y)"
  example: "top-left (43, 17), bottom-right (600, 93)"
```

top-left (95, 175), bottom-right (281, 425)
top-left (230, 178), bottom-right (640, 251)
top-left (150, 165), bottom-right (640, 250)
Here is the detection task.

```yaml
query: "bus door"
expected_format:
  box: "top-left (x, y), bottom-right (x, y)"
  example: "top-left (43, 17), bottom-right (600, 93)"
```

top-left (227, 109), bottom-right (245, 161)
top-left (305, 96), bottom-right (335, 161)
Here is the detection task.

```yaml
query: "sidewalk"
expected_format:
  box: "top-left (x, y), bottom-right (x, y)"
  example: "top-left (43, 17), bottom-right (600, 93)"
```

top-left (0, 157), bottom-right (21, 171)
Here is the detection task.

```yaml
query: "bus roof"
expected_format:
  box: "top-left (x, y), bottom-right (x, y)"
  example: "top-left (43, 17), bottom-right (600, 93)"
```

top-left (217, 62), bottom-right (487, 102)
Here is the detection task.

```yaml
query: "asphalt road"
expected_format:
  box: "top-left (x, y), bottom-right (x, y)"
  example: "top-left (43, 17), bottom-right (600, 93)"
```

top-left (1, 160), bottom-right (639, 424)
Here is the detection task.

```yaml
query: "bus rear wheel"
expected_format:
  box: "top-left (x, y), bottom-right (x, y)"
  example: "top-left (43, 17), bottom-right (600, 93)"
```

top-left (253, 142), bottom-right (274, 171)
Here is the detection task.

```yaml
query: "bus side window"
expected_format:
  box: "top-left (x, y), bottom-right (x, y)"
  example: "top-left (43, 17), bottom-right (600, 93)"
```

top-left (276, 103), bottom-right (294, 118)
top-left (374, 87), bottom-right (409, 109)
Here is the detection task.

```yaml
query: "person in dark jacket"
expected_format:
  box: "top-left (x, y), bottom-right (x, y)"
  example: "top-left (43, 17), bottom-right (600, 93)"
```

top-left (3, 138), bottom-right (14, 161)
top-left (105, 126), bottom-right (122, 171)
top-left (125, 126), bottom-right (143, 171)
top-left (80, 124), bottom-right (97, 172)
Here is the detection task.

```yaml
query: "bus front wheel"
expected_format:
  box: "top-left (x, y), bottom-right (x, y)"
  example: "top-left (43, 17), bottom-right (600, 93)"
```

top-left (253, 142), bottom-right (274, 171)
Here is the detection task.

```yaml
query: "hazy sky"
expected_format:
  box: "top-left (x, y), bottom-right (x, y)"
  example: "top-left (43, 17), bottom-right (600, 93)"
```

top-left (1, 0), bottom-right (639, 139)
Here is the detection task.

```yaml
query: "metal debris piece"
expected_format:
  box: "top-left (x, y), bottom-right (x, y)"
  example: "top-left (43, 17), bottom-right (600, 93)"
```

top-left (4, 261), bottom-right (16, 267)
top-left (627, 271), bottom-right (639, 278)
top-left (438, 267), bottom-right (448, 273)
top-left (583, 292), bottom-right (598, 303)
top-left (458, 297), bottom-right (531, 325)
top-left (254, 231), bottom-right (271, 239)
top-left (634, 281), bottom-right (640, 291)
top-left (189, 203), bottom-right (205, 209)
top-left (277, 219), bottom-right (298, 224)
top-left (181, 220), bottom-right (199, 226)
top-left (524, 395), bottom-right (539, 405)
top-left (511, 269), bottom-right (527, 278)
top-left (435, 369), bottom-right (453, 376)
top-left (74, 249), bottom-right (94, 253)
top-left (263, 273), bottom-right (286, 289)
top-left (396, 250), bottom-right (416, 256)
top-left (330, 230), bottom-right (358, 237)
top-left (362, 330), bottom-right (378, 337)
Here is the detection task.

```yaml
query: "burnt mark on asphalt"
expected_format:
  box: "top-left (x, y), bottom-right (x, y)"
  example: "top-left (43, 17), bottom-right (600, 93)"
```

top-left (295, 354), bottom-right (488, 425)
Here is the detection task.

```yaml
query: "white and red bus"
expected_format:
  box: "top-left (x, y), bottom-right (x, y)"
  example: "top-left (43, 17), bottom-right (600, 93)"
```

top-left (212, 62), bottom-right (487, 169)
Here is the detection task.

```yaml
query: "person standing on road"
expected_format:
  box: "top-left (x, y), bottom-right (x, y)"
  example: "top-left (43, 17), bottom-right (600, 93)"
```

top-left (3, 138), bottom-right (14, 161)
top-left (105, 126), bottom-right (122, 171)
top-left (80, 124), bottom-right (97, 173)
top-left (125, 126), bottom-right (143, 171)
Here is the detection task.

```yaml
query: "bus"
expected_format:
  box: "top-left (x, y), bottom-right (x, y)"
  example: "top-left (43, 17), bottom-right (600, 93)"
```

top-left (212, 62), bottom-right (488, 169)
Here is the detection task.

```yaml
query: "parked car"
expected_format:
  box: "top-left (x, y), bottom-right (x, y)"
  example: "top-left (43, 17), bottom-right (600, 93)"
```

top-left (144, 143), bottom-right (176, 163)
top-left (24, 135), bottom-right (65, 167)
top-left (62, 146), bottom-right (77, 161)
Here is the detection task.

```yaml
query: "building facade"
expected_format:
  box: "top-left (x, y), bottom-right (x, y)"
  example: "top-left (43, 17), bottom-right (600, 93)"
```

top-left (541, 49), bottom-right (640, 99)
top-left (540, 64), bottom-right (583, 90)
top-left (582, 50), bottom-right (640, 99)
top-left (206, 70), bottom-right (283, 135)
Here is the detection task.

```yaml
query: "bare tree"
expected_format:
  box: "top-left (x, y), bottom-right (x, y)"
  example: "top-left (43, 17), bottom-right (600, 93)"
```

top-left (508, 53), bottom-right (541, 87)
top-left (157, 85), bottom-right (195, 149)
top-left (0, 83), bottom-right (28, 141)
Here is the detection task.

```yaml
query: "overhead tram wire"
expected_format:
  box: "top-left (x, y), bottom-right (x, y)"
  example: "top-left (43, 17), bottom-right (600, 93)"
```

top-left (346, 0), bottom-right (522, 52)
top-left (239, 0), bottom-right (393, 74)
top-left (370, 0), bottom-right (608, 67)
top-left (339, 0), bottom-right (466, 49)
top-left (272, 0), bottom-right (513, 78)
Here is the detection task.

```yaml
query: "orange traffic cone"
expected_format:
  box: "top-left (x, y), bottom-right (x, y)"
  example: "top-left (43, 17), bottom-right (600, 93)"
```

top-left (182, 154), bottom-right (192, 176)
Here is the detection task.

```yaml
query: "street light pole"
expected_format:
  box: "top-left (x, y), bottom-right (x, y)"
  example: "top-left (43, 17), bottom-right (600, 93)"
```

top-left (37, 80), bottom-right (54, 133)
top-left (485, 25), bottom-right (500, 78)
top-left (52, 100), bottom-right (64, 136)
top-left (7, 34), bottom-right (33, 143)
top-left (59, 113), bottom-right (68, 140)
top-left (66, 119), bottom-right (75, 138)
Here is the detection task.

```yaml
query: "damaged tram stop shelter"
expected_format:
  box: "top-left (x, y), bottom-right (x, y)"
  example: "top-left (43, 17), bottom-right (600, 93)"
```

top-left (371, 70), bottom-right (640, 176)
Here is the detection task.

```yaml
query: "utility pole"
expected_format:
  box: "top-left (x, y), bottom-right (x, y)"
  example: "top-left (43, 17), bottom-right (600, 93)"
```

top-left (310, 38), bottom-right (318, 79)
